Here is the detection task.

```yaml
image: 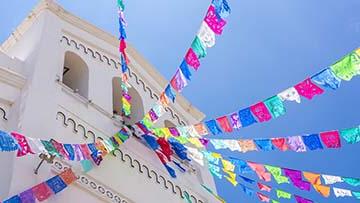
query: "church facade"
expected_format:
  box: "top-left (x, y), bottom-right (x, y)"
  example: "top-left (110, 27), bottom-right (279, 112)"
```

top-left (0, 0), bottom-right (217, 202)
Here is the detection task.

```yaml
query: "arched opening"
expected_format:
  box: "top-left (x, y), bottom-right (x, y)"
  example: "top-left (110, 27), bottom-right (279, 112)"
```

top-left (112, 77), bottom-right (123, 116)
top-left (164, 120), bottom-right (177, 128)
top-left (124, 87), bottom-right (144, 125)
top-left (112, 78), bottom-right (144, 125)
top-left (62, 51), bottom-right (89, 98)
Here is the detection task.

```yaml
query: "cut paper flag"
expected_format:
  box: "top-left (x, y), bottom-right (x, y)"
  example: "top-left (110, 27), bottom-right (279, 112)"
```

top-left (258, 183), bottom-right (272, 192)
top-left (313, 184), bottom-right (331, 198)
top-left (330, 50), bottom-right (360, 81)
top-left (294, 195), bottom-right (313, 203)
top-left (229, 112), bottom-right (241, 129)
top-left (185, 48), bottom-right (200, 70)
top-left (322, 175), bottom-right (344, 185)
top-left (204, 5), bottom-right (227, 35)
top-left (271, 138), bottom-right (288, 151)
top-left (294, 78), bottom-right (324, 100)
top-left (205, 120), bottom-right (222, 135)
top-left (302, 134), bottom-right (323, 150)
top-left (11, 132), bottom-right (35, 157)
top-left (276, 189), bottom-right (291, 199)
top-left (237, 139), bottom-right (258, 153)
top-left (0, 130), bottom-right (18, 152)
top-left (277, 87), bottom-right (301, 103)
top-left (343, 177), bottom-right (360, 187)
top-left (250, 102), bottom-right (272, 122)
top-left (320, 131), bottom-right (341, 148)
top-left (240, 183), bottom-right (255, 196)
top-left (254, 139), bottom-right (274, 151)
top-left (240, 175), bottom-right (256, 184)
top-left (247, 162), bottom-right (271, 182)
top-left (216, 116), bottom-right (233, 133)
top-left (197, 22), bottom-right (216, 48)
top-left (311, 68), bottom-right (341, 90)
top-left (179, 60), bottom-right (192, 81)
top-left (287, 136), bottom-right (307, 152)
top-left (212, 0), bottom-right (231, 19)
top-left (265, 165), bottom-right (289, 184)
top-left (303, 172), bottom-right (321, 185)
top-left (257, 192), bottom-right (270, 202)
top-left (333, 187), bottom-right (353, 198)
top-left (238, 108), bottom-right (257, 127)
top-left (170, 69), bottom-right (188, 92)
top-left (283, 168), bottom-right (311, 191)
top-left (264, 96), bottom-right (286, 118)
top-left (340, 127), bottom-right (360, 144)
top-left (191, 36), bottom-right (207, 59)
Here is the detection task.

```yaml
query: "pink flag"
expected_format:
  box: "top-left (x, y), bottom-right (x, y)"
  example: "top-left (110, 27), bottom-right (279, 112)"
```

top-left (204, 5), bottom-right (227, 35)
top-left (294, 78), bottom-right (324, 100)
top-left (320, 131), bottom-right (341, 148)
top-left (32, 182), bottom-right (53, 201)
top-left (271, 138), bottom-right (288, 151)
top-left (11, 132), bottom-right (35, 157)
top-left (185, 48), bottom-right (200, 70)
top-left (170, 69), bottom-right (188, 92)
top-left (257, 183), bottom-right (272, 192)
top-left (257, 192), bottom-right (270, 202)
top-left (250, 102), bottom-right (272, 122)
top-left (216, 116), bottom-right (233, 132)
top-left (248, 162), bottom-right (271, 182)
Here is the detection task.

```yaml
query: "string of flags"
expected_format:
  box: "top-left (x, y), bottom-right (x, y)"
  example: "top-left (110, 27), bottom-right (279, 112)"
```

top-left (0, 128), bottom-right (131, 167)
top-left (236, 176), bottom-right (315, 203)
top-left (117, 0), bottom-right (132, 117)
top-left (1, 168), bottom-right (77, 203)
top-left (136, 0), bottom-right (232, 130)
top-left (202, 124), bottom-right (360, 153)
top-left (199, 150), bottom-right (360, 200)
top-left (146, 48), bottom-right (360, 138)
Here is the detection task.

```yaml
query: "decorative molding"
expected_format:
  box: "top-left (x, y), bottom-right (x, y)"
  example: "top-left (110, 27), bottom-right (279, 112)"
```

top-left (0, 65), bottom-right (26, 89)
top-left (56, 111), bottom-right (96, 142)
top-left (60, 35), bottom-right (186, 126)
top-left (51, 160), bottom-right (133, 203)
top-left (0, 107), bottom-right (7, 121)
top-left (56, 111), bottom-right (205, 203)
top-left (112, 148), bottom-right (204, 203)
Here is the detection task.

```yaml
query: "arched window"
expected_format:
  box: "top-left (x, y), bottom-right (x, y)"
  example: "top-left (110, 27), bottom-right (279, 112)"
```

top-left (112, 78), bottom-right (144, 124)
top-left (164, 120), bottom-right (177, 128)
top-left (62, 51), bottom-right (89, 98)
top-left (112, 77), bottom-right (123, 116)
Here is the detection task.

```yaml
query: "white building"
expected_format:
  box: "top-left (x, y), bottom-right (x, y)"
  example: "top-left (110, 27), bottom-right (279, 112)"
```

top-left (0, 0), bottom-right (218, 202)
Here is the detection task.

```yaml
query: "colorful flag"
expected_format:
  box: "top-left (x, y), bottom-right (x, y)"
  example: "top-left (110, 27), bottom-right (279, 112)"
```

top-left (170, 69), bottom-right (188, 92)
top-left (311, 68), bottom-right (341, 90)
top-left (265, 165), bottom-right (289, 184)
top-left (179, 59), bottom-right (192, 81)
top-left (264, 96), bottom-right (286, 118)
top-left (254, 139), bottom-right (275, 151)
top-left (320, 131), bottom-right (341, 148)
top-left (287, 136), bottom-right (306, 152)
top-left (197, 22), bottom-right (216, 48)
top-left (216, 116), bottom-right (233, 132)
top-left (32, 183), bottom-right (52, 201)
top-left (294, 195), bottom-right (313, 203)
top-left (238, 139), bottom-right (258, 153)
top-left (294, 78), bottom-right (324, 100)
top-left (238, 107), bottom-right (257, 127)
top-left (276, 189), bottom-right (291, 199)
top-left (277, 87), bottom-right (301, 103)
top-left (191, 36), bottom-right (207, 58)
top-left (204, 5), bottom-right (227, 35)
top-left (257, 192), bottom-right (270, 202)
top-left (205, 120), bottom-right (223, 135)
top-left (258, 183), bottom-right (272, 192)
top-left (340, 127), bottom-right (360, 144)
top-left (229, 112), bottom-right (241, 129)
top-left (271, 138), bottom-right (288, 151)
top-left (185, 48), bottom-right (200, 70)
top-left (330, 50), bottom-right (360, 81)
top-left (302, 134), bottom-right (323, 150)
top-left (247, 162), bottom-right (271, 182)
top-left (0, 130), bottom-right (18, 152)
top-left (11, 132), bottom-right (35, 157)
top-left (250, 102), bottom-right (272, 122)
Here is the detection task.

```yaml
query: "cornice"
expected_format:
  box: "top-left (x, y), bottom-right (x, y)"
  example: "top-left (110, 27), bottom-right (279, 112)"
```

top-left (0, 66), bottom-right (26, 89)
top-left (1, 0), bottom-right (205, 124)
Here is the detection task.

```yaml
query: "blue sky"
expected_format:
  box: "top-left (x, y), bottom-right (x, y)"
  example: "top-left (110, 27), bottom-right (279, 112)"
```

top-left (1, 0), bottom-right (360, 202)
